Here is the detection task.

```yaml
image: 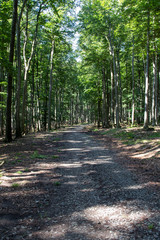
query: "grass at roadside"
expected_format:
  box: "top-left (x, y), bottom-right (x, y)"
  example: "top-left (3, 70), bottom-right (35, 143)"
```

top-left (90, 125), bottom-right (160, 146)
top-left (87, 125), bottom-right (160, 174)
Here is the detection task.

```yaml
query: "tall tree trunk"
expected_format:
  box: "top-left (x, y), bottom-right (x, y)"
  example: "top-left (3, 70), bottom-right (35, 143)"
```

top-left (110, 62), bottom-right (114, 125)
top-left (152, 49), bottom-right (158, 126)
top-left (144, 10), bottom-right (150, 129)
top-left (137, 60), bottom-right (141, 124)
top-left (97, 77), bottom-right (101, 128)
top-left (106, 26), bottom-right (119, 128)
top-left (131, 35), bottom-right (135, 125)
top-left (48, 39), bottom-right (55, 130)
top-left (102, 67), bottom-right (108, 127)
top-left (0, 67), bottom-right (4, 135)
top-left (106, 68), bottom-right (110, 125)
top-left (152, 57), bottom-right (155, 126)
top-left (43, 69), bottom-right (49, 131)
top-left (154, 52), bottom-right (158, 125)
top-left (15, 0), bottom-right (27, 138)
top-left (117, 50), bottom-right (122, 122)
top-left (22, 4), bottom-right (42, 133)
top-left (5, 0), bottom-right (18, 142)
top-left (30, 58), bottom-right (35, 131)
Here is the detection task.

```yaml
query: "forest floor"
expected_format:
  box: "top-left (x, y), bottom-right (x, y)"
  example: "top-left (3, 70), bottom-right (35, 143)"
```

top-left (0, 125), bottom-right (160, 240)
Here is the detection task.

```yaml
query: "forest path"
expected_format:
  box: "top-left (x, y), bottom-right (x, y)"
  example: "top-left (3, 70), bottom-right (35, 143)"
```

top-left (0, 125), bottom-right (160, 239)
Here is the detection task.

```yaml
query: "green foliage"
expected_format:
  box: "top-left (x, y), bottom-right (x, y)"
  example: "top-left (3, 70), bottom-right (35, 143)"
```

top-left (100, 129), bottom-right (119, 135)
top-left (1, 0), bottom-right (160, 137)
top-left (147, 132), bottom-right (160, 139)
top-left (17, 160), bottom-right (22, 163)
top-left (12, 183), bottom-right (20, 188)
top-left (24, 168), bottom-right (30, 172)
top-left (148, 224), bottom-right (154, 230)
top-left (93, 128), bottom-right (99, 132)
top-left (11, 161), bottom-right (16, 165)
top-left (31, 151), bottom-right (46, 159)
top-left (115, 131), bottom-right (135, 140)
top-left (54, 181), bottom-right (61, 186)
top-left (16, 171), bottom-right (23, 174)
top-left (52, 137), bottom-right (60, 141)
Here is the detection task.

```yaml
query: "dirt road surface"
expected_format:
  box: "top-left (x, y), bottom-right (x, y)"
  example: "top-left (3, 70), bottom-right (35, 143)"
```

top-left (0, 126), bottom-right (160, 239)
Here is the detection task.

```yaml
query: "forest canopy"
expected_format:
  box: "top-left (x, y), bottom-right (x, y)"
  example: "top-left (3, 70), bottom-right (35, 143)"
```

top-left (0, 0), bottom-right (160, 141)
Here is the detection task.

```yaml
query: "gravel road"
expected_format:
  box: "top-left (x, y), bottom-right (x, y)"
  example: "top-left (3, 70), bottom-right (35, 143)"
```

top-left (35, 125), bottom-right (160, 240)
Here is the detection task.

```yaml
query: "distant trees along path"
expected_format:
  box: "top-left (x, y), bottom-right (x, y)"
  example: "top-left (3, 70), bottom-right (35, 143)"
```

top-left (0, 0), bottom-right (159, 142)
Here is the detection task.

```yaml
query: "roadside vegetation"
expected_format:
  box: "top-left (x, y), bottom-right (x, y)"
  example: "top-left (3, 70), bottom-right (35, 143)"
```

top-left (87, 125), bottom-right (160, 178)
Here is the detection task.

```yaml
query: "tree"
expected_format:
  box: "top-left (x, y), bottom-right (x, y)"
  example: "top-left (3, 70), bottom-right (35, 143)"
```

top-left (48, 39), bottom-right (55, 130)
top-left (5, 0), bottom-right (18, 142)
top-left (16, 0), bottom-right (27, 138)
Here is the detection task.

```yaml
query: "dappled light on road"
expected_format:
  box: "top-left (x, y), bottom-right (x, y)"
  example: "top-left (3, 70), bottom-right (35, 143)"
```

top-left (0, 126), bottom-right (159, 239)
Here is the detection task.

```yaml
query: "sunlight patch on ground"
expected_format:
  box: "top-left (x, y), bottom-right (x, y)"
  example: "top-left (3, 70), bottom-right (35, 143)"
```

top-left (34, 163), bottom-right (56, 169)
top-left (124, 184), bottom-right (145, 190)
top-left (80, 188), bottom-right (94, 192)
top-left (64, 181), bottom-right (78, 185)
top-left (133, 147), bottom-right (160, 159)
top-left (41, 223), bottom-right (68, 238)
top-left (87, 146), bottom-right (105, 150)
top-left (125, 182), bottom-right (160, 188)
top-left (65, 175), bottom-right (76, 178)
top-left (59, 163), bottom-right (82, 168)
top-left (61, 148), bottom-right (85, 151)
top-left (83, 205), bottom-right (151, 229)
top-left (66, 140), bottom-right (83, 143)
top-left (0, 155), bottom-right (8, 161)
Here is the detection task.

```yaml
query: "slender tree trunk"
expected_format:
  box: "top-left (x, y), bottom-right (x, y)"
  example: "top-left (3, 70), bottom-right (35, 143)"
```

top-left (43, 69), bottom-right (49, 131)
top-left (117, 50), bottom-right (122, 122)
top-left (113, 54), bottom-right (119, 128)
top-left (15, 0), bottom-right (27, 138)
top-left (110, 62), bottom-right (114, 124)
top-left (131, 35), bottom-right (135, 125)
top-left (30, 58), bottom-right (35, 131)
top-left (102, 67), bottom-right (108, 127)
top-left (55, 84), bottom-right (59, 128)
top-left (70, 97), bottom-right (74, 126)
top-left (106, 68), bottom-right (110, 125)
top-left (154, 52), bottom-right (158, 125)
top-left (157, 57), bottom-right (160, 124)
top-left (97, 77), bottom-right (101, 128)
top-left (5, 0), bottom-right (18, 142)
top-left (0, 67), bottom-right (4, 135)
top-left (144, 10), bottom-right (150, 129)
top-left (48, 39), bottom-right (55, 130)
top-left (137, 60), bottom-right (141, 124)
top-left (106, 27), bottom-right (119, 128)
top-left (152, 56), bottom-right (155, 126)
top-left (22, 4), bottom-right (42, 133)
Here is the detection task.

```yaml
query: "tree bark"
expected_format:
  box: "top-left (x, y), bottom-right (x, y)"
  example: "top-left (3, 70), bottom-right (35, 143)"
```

top-left (110, 62), bottom-right (114, 124)
top-left (5, 0), bottom-right (18, 142)
top-left (102, 67), bottom-right (108, 127)
top-left (117, 50), bottom-right (122, 122)
top-left (144, 10), bottom-right (150, 129)
top-left (152, 49), bottom-right (158, 126)
top-left (106, 25), bottom-right (119, 128)
top-left (0, 67), bottom-right (4, 135)
top-left (22, 4), bottom-right (42, 133)
top-left (48, 39), bottom-right (55, 130)
top-left (154, 52), bottom-right (158, 125)
top-left (131, 35), bottom-right (135, 125)
top-left (15, 0), bottom-right (27, 138)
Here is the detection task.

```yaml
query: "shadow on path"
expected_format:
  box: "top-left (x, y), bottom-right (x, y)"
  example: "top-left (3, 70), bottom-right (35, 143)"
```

top-left (0, 126), bottom-right (160, 239)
